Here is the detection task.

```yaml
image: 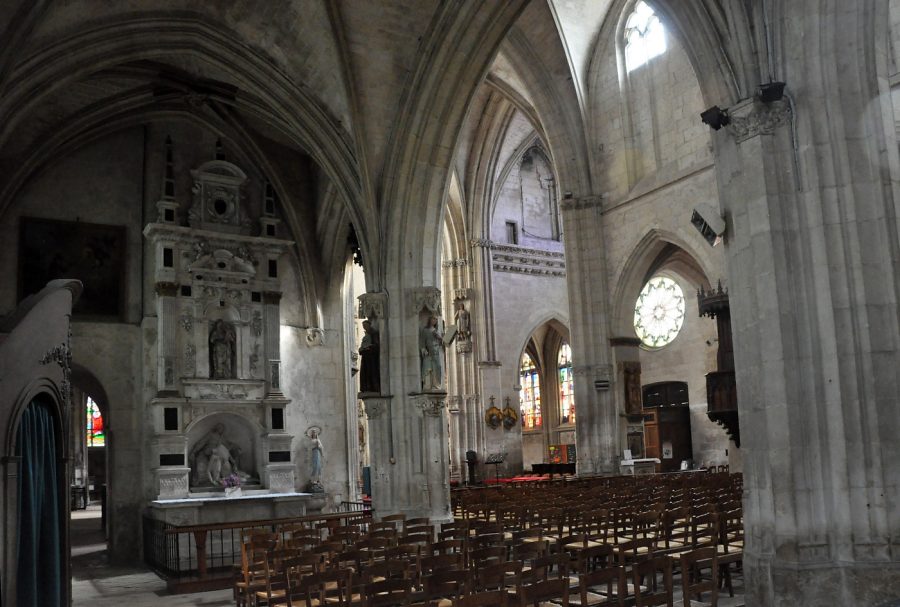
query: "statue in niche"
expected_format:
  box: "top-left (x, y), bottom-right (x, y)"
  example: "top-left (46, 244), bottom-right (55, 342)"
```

top-left (209, 319), bottom-right (237, 379)
top-left (419, 315), bottom-right (445, 391)
top-left (188, 422), bottom-right (252, 486)
top-left (306, 427), bottom-right (325, 493)
top-left (454, 301), bottom-right (471, 341)
top-left (358, 320), bottom-right (380, 393)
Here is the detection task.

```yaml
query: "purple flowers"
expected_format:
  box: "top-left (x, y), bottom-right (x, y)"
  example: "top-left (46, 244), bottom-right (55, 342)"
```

top-left (221, 473), bottom-right (242, 488)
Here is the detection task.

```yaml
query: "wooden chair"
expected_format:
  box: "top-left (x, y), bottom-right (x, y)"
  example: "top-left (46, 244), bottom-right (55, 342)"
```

top-left (235, 536), bottom-right (277, 607)
top-left (517, 577), bottom-right (570, 607)
top-left (422, 569), bottom-right (469, 606)
top-left (364, 577), bottom-right (414, 607)
top-left (469, 545), bottom-right (507, 568)
top-left (577, 566), bottom-right (627, 607)
top-left (716, 509), bottom-right (742, 597)
top-left (678, 546), bottom-right (718, 607)
top-left (381, 514), bottom-right (407, 530)
top-left (632, 556), bottom-right (673, 607)
top-left (452, 589), bottom-right (508, 607)
top-left (255, 553), bottom-right (297, 607)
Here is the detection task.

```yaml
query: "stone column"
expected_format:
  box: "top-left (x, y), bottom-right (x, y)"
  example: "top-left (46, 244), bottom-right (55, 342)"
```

top-left (559, 196), bottom-right (618, 475)
top-left (715, 82), bottom-right (900, 603)
top-left (155, 282), bottom-right (179, 393)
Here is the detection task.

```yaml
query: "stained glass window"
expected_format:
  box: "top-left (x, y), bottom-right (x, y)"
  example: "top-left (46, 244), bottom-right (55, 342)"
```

top-left (558, 342), bottom-right (575, 424)
top-left (624, 1), bottom-right (667, 72)
top-left (519, 352), bottom-right (542, 430)
top-left (634, 276), bottom-right (685, 348)
top-left (86, 397), bottom-right (105, 447)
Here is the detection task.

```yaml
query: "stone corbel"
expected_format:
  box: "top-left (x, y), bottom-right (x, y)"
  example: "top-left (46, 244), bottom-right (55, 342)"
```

top-left (726, 98), bottom-right (792, 143)
top-left (410, 287), bottom-right (442, 317)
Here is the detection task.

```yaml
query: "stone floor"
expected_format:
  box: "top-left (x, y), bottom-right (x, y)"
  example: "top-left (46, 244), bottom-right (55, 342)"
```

top-left (71, 506), bottom-right (233, 607)
top-left (71, 506), bottom-right (744, 606)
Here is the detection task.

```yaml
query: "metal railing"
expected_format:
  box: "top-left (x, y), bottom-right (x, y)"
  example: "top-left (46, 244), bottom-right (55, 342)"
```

top-left (142, 509), bottom-right (371, 591)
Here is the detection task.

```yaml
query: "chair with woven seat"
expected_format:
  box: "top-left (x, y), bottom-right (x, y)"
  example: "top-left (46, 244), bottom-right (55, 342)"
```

top-left (364, 577), bottom-right (415, 607)
top-left (575, 566), bottom-right (627, 607)
top-left (236, 536), bottom-right (278, 607)
top-left (632, 556), bottom-right (673, 607)
top-left (677, 546), bottom-right (718, 607)
top-left (452, 589), bottom-right (508, 607)
top-left (517, 577), bottom-right (570, 607)
top-left (421, 569), bottom-right (469, 607)
top-left (716, 509), bottom-right (742, 597)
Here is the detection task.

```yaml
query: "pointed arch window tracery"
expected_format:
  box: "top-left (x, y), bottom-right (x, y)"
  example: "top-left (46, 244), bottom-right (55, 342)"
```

top-left (624, 1), bottom-right (667, 72)
top-left (519, 352), bottom-right (542, 430)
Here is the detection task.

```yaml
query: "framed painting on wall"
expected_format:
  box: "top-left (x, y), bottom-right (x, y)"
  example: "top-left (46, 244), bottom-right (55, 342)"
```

top-left (18, 217), bottom-right (126, 320)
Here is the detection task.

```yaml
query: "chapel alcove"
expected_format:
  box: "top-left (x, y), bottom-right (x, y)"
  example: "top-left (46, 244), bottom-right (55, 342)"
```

top-left (186, 412), bottom-right (260, 490)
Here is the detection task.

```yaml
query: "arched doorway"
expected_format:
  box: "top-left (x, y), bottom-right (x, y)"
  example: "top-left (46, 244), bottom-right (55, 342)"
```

top-left (14, 393), bottom-right (66, 607)
top-left (69, 367), bottom-right (111, 561)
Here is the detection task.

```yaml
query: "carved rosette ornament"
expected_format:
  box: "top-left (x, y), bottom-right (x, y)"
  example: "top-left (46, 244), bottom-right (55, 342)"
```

top-left (726, 98), bottom-right (792, 143)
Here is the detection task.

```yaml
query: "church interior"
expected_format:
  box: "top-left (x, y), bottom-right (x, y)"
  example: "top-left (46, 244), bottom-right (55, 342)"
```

top-left (0, 1), bottom-right (899, 606)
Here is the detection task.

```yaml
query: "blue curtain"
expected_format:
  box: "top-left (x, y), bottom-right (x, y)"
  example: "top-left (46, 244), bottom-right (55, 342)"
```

top-left (16, 399), bottom-right (61, 607)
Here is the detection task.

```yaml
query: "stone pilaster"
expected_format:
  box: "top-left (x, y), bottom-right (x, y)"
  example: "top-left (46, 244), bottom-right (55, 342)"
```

top-left (263, 291), bottom-right (282, 394)
top-left (361, 395), bottom-right (394, 514)
top-left (409, 391), bottom-right (451, 522)
top-left (155, 282), bottom-right (179, 393)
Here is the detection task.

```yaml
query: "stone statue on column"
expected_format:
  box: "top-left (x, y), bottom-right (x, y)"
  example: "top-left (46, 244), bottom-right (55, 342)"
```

top-left (358, 319), bottom-right (380, 393)
top-left (419, 315), bottom-right (445, 391)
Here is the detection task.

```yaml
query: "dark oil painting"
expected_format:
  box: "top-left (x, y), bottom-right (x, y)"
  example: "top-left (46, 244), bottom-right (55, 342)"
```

top-left (19, 217), bottom-right (126, 320)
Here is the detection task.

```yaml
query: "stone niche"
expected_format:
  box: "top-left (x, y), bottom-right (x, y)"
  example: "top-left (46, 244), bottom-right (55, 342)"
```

top-left (145, 158), bottom-right (298, 502)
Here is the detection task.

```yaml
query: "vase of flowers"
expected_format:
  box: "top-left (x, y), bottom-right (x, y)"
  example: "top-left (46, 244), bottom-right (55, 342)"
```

top-left (222, 473), bottom-right (242, 498)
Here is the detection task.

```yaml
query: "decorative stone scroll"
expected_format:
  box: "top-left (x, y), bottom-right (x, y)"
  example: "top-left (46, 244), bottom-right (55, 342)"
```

top-left (726, 98), bottom-right (792, 143)
top-left (305, 327), bottom-right (325, 347)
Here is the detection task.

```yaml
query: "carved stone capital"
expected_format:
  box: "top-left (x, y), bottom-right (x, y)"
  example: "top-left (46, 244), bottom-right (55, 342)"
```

top-left (362, 397), bottom-right (390, 420)
top-left (726, 98), bottom-right (791, 143)
top-left (411, 393), bottom-right (447, 417)
top-left (410, 287), bottom-right (441, 317)
top-left (155, 281), bottom-right (179, 297)
top-left (469, 238), bottom-right (492, 248)
top-left (358, 292), bottom-right (387, 321)
top-left (560, 195), bottom-right (603, 212)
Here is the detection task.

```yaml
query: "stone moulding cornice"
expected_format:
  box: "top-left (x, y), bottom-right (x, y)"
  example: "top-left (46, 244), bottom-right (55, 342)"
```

top-left (560, 195), bottom-right (603, 212)
top-left (726, 98), bottom-right (791, 143)
top-left (491, 244), bottom-right (566, 278)
top-left (442, 258), bottom-right (468, 268)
